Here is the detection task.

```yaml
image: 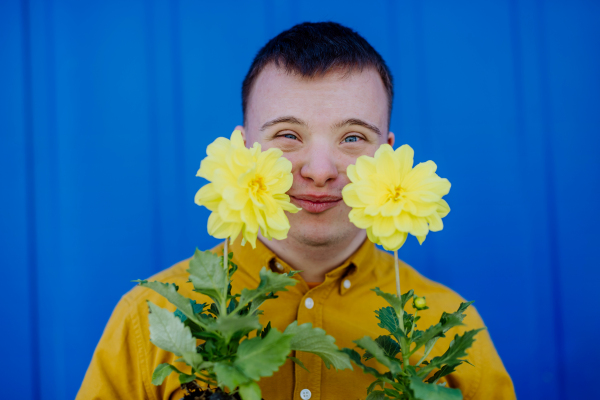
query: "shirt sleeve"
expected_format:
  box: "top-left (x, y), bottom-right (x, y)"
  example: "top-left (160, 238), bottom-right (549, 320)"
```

top-left (76, 295), bottom-right (153, 400)
top-left (468, 328), bottom-right (517, 400)
top-left (447, 305), bottom-right (517, 400)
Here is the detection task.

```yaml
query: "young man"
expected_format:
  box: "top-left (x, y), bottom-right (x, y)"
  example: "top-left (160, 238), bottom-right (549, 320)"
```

top-left (77, 22), bottom-right (516, 399)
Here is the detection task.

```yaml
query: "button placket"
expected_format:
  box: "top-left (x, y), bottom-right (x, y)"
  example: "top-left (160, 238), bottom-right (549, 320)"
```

top-left (304, 297), bottom-right (314, 309)
top-left (294, 280), bottom-right (339, 400)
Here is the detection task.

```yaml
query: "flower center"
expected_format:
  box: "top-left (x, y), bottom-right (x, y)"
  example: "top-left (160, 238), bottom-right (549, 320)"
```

top-left (250, 175), bottom-right (267, 195)
top-left (389, 186), bottom-right (403, 202)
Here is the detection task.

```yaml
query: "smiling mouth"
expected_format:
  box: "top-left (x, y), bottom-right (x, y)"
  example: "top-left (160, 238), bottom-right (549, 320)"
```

top-left (290, 195), bottom-right (343, 214)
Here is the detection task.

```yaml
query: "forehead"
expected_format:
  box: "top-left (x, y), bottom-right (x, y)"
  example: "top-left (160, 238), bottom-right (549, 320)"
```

top-left (245, 64), bottom-right (389, 133)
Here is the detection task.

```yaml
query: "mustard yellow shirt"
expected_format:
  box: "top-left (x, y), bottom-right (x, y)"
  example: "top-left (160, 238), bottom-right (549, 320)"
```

top-left (77, 238), bottom-right (516, 399)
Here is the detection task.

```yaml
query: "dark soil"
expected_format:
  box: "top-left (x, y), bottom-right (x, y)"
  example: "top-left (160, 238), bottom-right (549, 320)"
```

top-left (180, 382), bottom-right (244, 400)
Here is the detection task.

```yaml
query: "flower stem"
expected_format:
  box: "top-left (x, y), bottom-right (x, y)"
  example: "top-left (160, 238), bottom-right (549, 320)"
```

top-left (394, 250), bottom-right (401, 299)
top-left (224, 237), bottom-right (228, 270)
top-left (222, 237), bottom-right (229, 316)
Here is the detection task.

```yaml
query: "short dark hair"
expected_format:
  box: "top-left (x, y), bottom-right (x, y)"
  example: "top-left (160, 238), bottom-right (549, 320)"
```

top-left (242, 22), bottom-right (394, 125)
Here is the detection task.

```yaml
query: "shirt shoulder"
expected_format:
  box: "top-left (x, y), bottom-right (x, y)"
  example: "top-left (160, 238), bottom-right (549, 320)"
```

top-left (123, 258), bottom-right (193, 306)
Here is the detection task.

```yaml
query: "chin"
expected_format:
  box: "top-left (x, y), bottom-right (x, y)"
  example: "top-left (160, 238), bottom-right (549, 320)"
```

top-left (287, 216), bottom-right (360, 248)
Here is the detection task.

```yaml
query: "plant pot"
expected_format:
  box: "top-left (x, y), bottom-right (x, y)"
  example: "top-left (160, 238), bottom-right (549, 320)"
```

top-left (180, 382), bottom-right (245, 400)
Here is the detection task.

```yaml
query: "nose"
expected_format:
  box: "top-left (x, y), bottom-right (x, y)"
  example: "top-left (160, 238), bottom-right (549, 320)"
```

top-left (299, 143), bottom-right (339, 187)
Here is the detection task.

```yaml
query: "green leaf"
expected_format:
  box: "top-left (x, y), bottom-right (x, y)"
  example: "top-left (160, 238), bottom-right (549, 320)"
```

top-left (147, 301), bottom-right (197, 356)
top-left (137, 280), bottom-right (205, 327)
top-left (376, 307), bottom-right (400, 336)
top-left (213, 362), bottom-right (251, 390)
top-left (187, 249), bottom-right (228, 306)
top-left (372, 288), bottom-right (414, 313)
top-left (151, 363), bottom-right (178, 386)
top-left (444, 301), bottom-right (475, 322)
top-left (384, 388), bottom-right (403, 399)
top-left (425, 363), bottom-right (460, 384)
top-left (181, 352), bottom-right (209, 372)
top-left (412, 315), bottom-right (464, 353)
top-left (179, 373), bottom-right (196, 384)
top-left (367, 379), bottom-right (385, 394)
top-left (287, 356), bottom-right (309, 372)
top-left (234, 328), bottom-right (293, 381)
top-left (409, 376), bottom-right (463, 400)
top-left (366, 390), bottom-right (388, 400)
top-left (372, 288), bottom-right (402, 313)
top-left (342, 348), bottom-right (389, 380)
top-left (260, 321), bottom-right (272, 338)
top-left (174, 300), bottom-right (206, 323)
top-left (427, 329), bottom-right (483, 370)
top-left (239, 267), bottom-right (297, 314)
top-left (284, 321), bottom-right (353, 370)
top-left (355, 336), bottom-right (402, 375)
top-left (211, 313), bottom-right (262, 343)
top-left (239, 381), bottom-right (262, 400)
top-left (364, 336), bottom-right (400, 361)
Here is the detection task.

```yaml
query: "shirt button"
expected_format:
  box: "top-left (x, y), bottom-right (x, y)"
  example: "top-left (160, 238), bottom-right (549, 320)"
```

top-left (343, 279), bottom-right (351, 289)
top-left (300, 389), bottom-right (312, 399)
top-left (275, 262), bottom-right (284, 271)
top-left (304, 297), bottom-right (314, 309)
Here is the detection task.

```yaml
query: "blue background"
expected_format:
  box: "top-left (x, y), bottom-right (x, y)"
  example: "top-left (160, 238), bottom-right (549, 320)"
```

top-left (1, 1), bottom-right (599, 399)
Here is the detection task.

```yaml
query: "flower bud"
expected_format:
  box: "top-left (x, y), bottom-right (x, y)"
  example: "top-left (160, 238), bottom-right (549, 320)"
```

top-left (413, 296), bottom-right (427, 310)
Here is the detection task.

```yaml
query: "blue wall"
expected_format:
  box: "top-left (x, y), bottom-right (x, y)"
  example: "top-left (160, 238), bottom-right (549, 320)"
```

top-left (1, 1), bottom-right (599, 399)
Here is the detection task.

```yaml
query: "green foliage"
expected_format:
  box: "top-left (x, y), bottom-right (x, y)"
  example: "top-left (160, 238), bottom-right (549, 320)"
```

top-left (284, 321), bottom-right (354, 370)
top-left (147, 301), bottom-right (196, 357)
top-left (152, 363), bottom-right (179, 385)
top-left (344, 289), bottom-right (482, 400)
top-left (410, 377), bottom-right (462, 400)
top-left (136, 248), bottom-right (351, 400)
top-left (234, 328), bottom-right (293, 380)
top-left (187, 249), bottom-right (229, 309)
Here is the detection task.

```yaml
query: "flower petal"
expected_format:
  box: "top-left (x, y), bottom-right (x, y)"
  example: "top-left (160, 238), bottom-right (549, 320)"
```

top-left (366, 227), bottom-right (381, 246)
top-left (380, 199), bottom-right (402, 217)
top-left (409, 215), bottom-right (429, 236)
top-left (380, 230), bottom-right (408, 251)
top-left (349, 208), bottom-right (374, 229)
top-left (395, 145), bottom-right (414, 183)
top-left (393, 212), bottom-right (412, 232)
top-left (403, 161), bottom-right (437, 189)
top-left (373, 215), bottom-right (396, 237)
top-left (376, 146), bottom-right (400, 186)
top-left (355, 156), bottom-right (377, 179)
top-left (230, 129), bottom-right (245, 147)
top-left (436, 199), bottom-right (451, 217)
top-left (195, 184), bottom-right (221, 211)
top-left (241, 202), bottom-right (259, 233)
top-left (426, 212), bottom-right (444, 232)
top-left (342, 185), bottom-right (366, 208)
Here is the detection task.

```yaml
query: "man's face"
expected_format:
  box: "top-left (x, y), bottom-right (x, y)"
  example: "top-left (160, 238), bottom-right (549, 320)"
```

top-left (239, 64), bottom-right (394, 247)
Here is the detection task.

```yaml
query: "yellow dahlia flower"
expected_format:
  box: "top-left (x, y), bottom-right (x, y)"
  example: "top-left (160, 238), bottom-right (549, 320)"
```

top-left (195, 130), bottom-right (300, 248)
top-left (342, 144), bottom-right (450, 251)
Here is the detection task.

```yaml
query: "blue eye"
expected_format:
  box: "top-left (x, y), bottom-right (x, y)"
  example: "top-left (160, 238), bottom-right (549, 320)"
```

top-left (344, 136), bottom-right (360, 143)
top-left (283, 133), bottom-right (298, 140)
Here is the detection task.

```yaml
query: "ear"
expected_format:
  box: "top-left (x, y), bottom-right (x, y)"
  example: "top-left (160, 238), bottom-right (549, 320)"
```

top-left (387, 131), bottom-right (395, 147)
top-left (234, 125), bottom-right (247, 147)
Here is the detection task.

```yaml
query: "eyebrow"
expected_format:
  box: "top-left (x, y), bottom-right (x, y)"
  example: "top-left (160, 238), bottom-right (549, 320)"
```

top-left (260, 116), bottom-right (308, 131)
top-left (333, 118), bottom-right (381, 136)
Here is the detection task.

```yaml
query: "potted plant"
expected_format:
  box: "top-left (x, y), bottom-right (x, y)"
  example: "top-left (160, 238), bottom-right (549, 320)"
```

top-left (135, 130), bottom-right (352, 400)
top-left (340, 144), bottom-right (481, 399)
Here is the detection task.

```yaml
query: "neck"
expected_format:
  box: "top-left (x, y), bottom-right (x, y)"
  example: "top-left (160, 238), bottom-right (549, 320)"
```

top-left (258, 230), bottom-right (367, 283)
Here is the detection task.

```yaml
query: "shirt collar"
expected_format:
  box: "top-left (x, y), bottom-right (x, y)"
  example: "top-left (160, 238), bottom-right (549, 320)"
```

top-left (228, 235), bottom-right (377, 280)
